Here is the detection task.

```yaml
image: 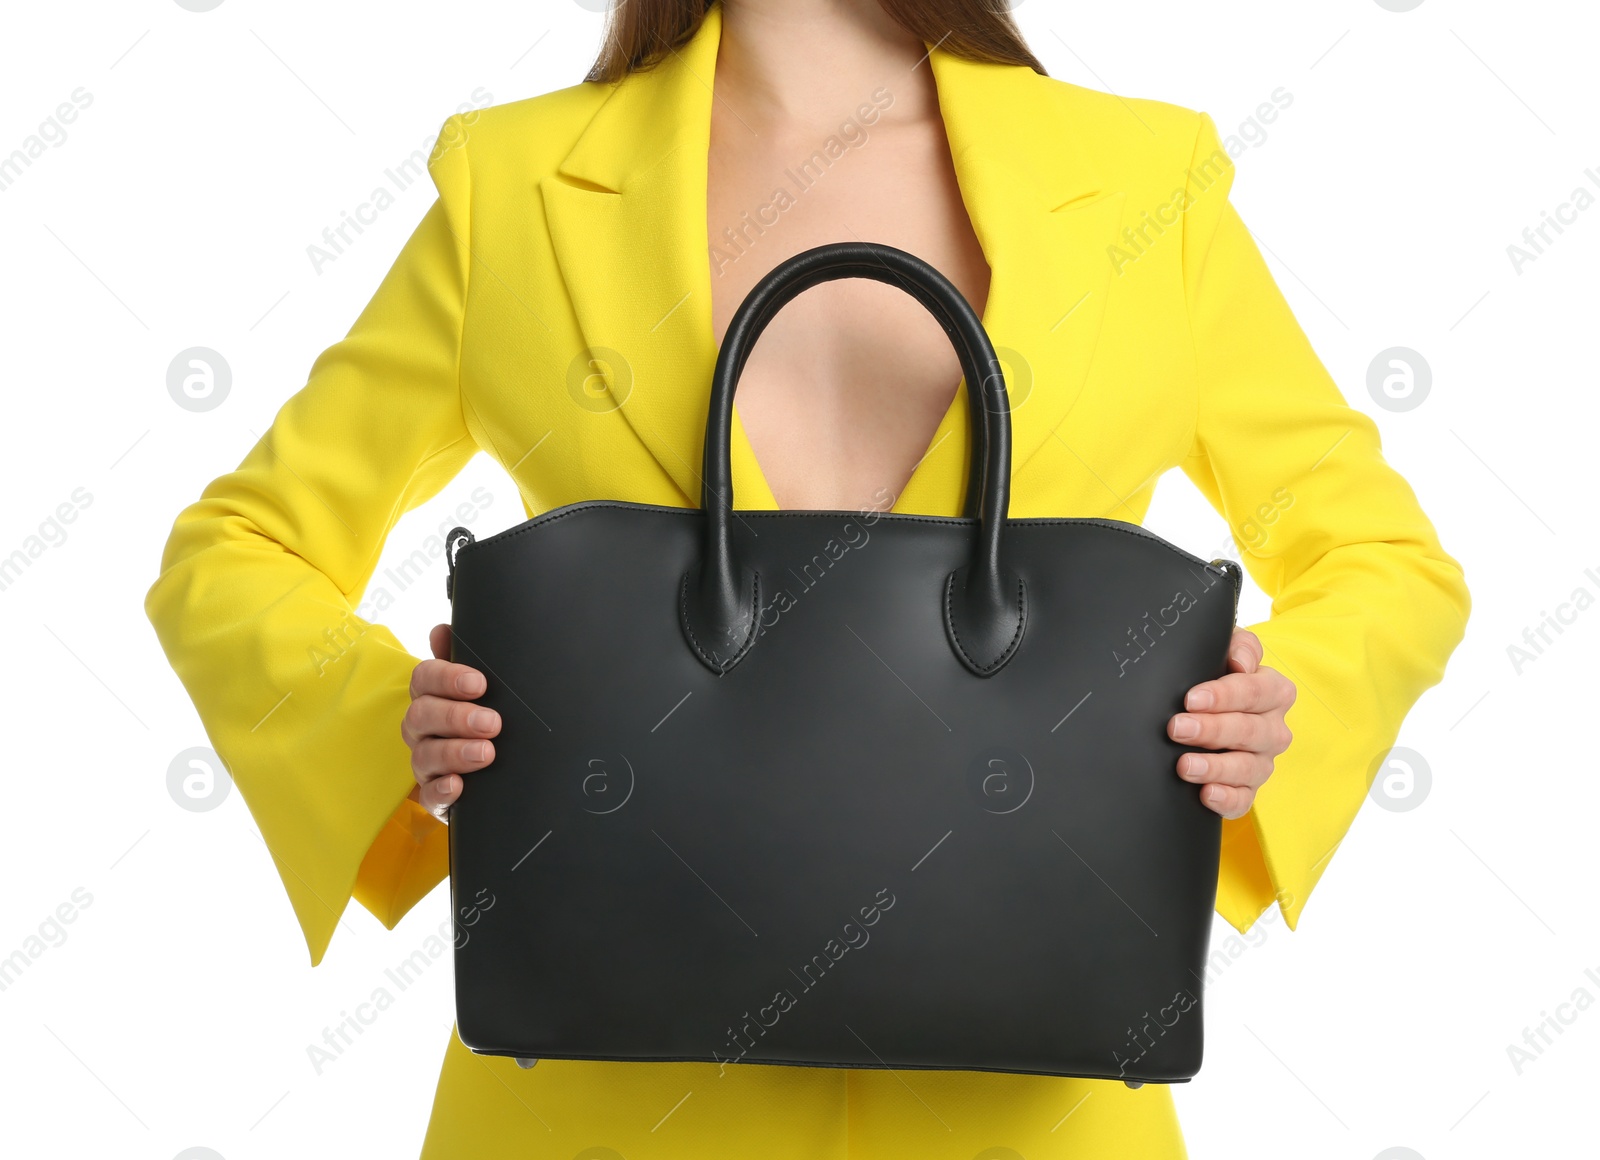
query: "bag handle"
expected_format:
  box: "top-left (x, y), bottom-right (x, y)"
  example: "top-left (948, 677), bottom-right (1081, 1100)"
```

top-left (680, 241), bottom-right (1026, 677)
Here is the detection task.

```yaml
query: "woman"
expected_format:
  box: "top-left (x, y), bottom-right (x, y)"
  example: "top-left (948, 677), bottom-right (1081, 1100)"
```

top-left (145, 1), bottom-right (1470, 1156)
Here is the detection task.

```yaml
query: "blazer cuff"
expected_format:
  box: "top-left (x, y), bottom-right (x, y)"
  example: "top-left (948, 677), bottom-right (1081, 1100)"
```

top-left (352, 795), bottom-right (451, 931)
top-left (1216, 813), bottom-right (1287, 933)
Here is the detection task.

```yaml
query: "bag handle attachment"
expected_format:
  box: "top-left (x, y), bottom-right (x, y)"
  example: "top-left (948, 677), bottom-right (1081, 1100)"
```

top-left (444, 527), bottom-right (476, 600)
top-left (680, 241), bottom-right (1026, 678)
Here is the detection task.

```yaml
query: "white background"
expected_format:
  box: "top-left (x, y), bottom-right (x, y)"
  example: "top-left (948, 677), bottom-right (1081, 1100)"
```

top-left (0, 1), bottom-right (1594, 1157)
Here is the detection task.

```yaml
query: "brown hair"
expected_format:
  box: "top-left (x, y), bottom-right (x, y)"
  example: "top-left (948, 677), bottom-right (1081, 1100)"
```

top-left (586, 0), bottom-right (1046, 83)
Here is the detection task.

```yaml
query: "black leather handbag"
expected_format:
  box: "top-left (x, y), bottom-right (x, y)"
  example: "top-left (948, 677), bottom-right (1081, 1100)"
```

top-left (443, 242), bottom-right (1242, 1084)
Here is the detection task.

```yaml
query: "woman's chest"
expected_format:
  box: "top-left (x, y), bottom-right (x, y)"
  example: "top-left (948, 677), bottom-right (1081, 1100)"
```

top-left (704, 110), bottom-right (994, 510)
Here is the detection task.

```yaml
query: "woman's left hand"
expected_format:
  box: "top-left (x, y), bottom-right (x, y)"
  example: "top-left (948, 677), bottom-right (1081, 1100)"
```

top-left (1169, 627), bottom-right (1296, 819)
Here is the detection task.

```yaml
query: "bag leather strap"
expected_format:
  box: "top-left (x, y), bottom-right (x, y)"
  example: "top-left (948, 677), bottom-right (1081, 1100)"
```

top-left (680, 241), bottom-right (1027, 678)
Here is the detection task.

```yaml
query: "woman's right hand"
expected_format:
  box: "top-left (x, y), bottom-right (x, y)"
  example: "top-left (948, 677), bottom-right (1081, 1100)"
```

top-left (404, 623), bottom-right (501, 821)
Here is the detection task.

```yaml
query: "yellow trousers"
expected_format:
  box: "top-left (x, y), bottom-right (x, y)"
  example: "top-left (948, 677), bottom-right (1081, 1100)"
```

top-left (422, 1029), bottom-right (1186, 1158)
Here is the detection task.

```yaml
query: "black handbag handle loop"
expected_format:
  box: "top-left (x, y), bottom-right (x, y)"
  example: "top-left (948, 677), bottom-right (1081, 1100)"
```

top-left (680, 241), bottom-right (1026, 677)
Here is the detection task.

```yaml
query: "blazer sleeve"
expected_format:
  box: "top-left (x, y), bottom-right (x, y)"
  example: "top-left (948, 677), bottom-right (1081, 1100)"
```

top-left (144, 116), bottom-right (476, 966)
top-left (1177, 113), bottom-right (1470, 934)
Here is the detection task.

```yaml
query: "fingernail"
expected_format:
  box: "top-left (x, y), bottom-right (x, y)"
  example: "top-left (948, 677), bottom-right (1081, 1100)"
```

top-left (469, 741), bottom-right (490, 763)
top-left (1171, 714), bottom-right (1199, 740)
top-left (1232, 650), bottom-right (1251, 669)
top-left (1207, 786), bottom-right (1226, 807)
top-left (1185, 756), bottom-right (1208, 779)
top-left (1186, 687), bottom-right (1214, 710)
top-left (469, 709), bottom-right (496, 732)
top-left (457, 672), bottom-right (485, 696)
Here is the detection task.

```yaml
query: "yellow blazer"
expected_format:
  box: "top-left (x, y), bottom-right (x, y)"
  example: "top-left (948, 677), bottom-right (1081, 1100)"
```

top-left (145, 7), bottom-right (1468, 1157)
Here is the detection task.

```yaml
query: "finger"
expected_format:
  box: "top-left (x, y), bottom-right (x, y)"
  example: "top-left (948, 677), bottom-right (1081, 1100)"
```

top-left (409, 657), bottom-right (487, 701)
top-left (401, 696), bottom-right (501, 746)
top-left (1177, 748), bottom-right (1274, 790)
top-left (430, 623), bottom-right (452, 662)
top-left (1168, 709), bottom-right (1290, 756)
top-left (418, 772), bottom-right (463, 819)
top-left (1227, 628), bottom-right (1263, 674)
top-left (411, 737), bottom-right (495, 780)
top-left (1183, 667), bottom-right (1294, 715)
top-left (1198, 782), bottom-right (1255, 819)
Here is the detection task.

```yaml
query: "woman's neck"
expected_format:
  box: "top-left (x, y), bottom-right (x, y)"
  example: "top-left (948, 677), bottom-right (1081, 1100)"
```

top-left (716, 0), bottom-right (939, 129)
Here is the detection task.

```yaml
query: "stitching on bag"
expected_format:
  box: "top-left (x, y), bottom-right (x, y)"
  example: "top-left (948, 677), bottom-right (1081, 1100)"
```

top-left (943, 572), bottom-right (1027, 674)
top-left (465, 502), bottom-right (1211, 568)
top-left (483, 1048), bottom-right (1167, 1080)
top-left (679, 569), bottom-right (760, 672)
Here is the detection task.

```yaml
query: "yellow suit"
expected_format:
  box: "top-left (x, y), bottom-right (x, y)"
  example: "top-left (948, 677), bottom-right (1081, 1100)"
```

top-left (145, 7), bottom-right (1469, 1156)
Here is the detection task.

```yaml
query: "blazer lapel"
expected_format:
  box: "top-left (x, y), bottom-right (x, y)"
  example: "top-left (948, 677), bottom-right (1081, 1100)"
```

top-left (541, 6), bottom-right (1125, 509)
top-left (925, 50), bottom-right (1123, 483)
top-left (541, 7), bottom-right (726, 506)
